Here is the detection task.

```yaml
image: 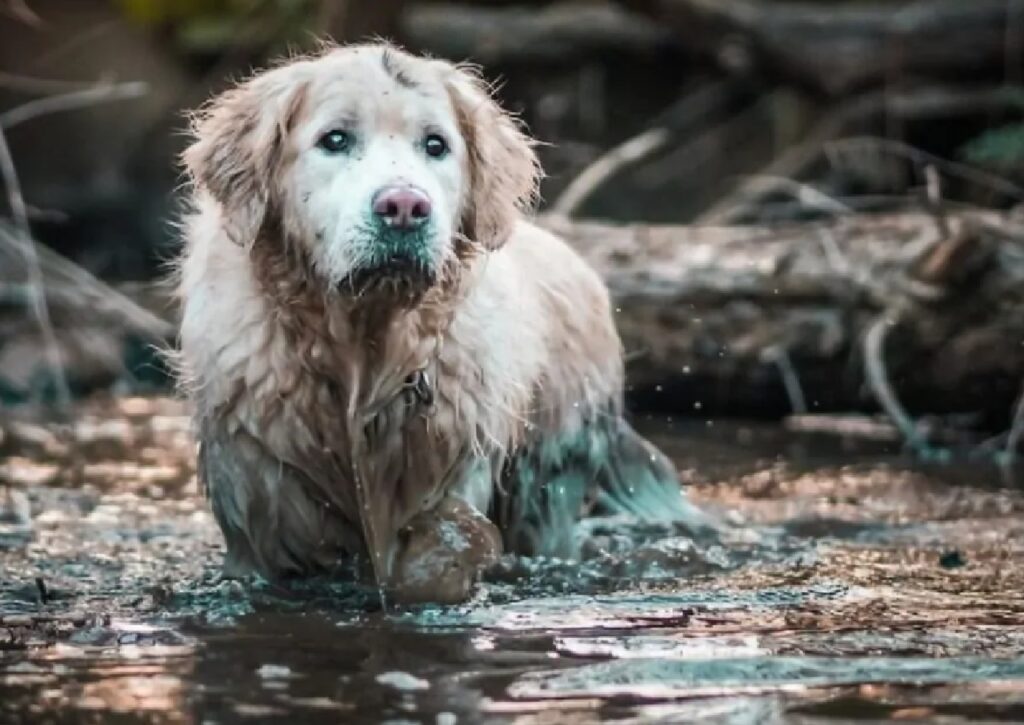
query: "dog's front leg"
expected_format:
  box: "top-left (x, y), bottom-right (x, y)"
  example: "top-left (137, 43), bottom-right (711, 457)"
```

top-left (200, 419), bottom-right (362, 581)
top-left (388, 496), bottom-right (502, 604)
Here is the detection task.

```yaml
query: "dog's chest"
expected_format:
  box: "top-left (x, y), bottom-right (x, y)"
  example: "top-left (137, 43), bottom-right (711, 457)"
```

top-left (255, 347), bottom-right (474, 523)
top-left (217, 284), bottom-right (538, 535)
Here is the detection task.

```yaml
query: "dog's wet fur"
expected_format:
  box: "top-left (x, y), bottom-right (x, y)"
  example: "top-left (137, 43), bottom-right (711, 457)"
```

top-left (175, 42), bottom-right (711, 603)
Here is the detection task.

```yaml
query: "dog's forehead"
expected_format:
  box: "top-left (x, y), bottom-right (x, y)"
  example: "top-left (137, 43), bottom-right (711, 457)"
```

top-left (313, 49), bottom-right (446, 97)
top-left (296, 49), bottom-right (453, 129)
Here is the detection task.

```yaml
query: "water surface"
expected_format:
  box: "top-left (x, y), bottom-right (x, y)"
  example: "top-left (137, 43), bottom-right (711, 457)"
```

top-left (2, 398), bottom-right (1023, 722)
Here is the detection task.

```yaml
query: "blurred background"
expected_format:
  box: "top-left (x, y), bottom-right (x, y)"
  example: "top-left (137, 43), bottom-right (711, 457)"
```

top-left (5, 6), bottom-right (1024, 719)
top-left (2, 0), bottom-right (1024, 442)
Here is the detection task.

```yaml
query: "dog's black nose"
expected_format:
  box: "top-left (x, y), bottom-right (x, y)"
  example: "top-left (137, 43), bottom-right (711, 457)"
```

top-left (372, 185), bottom-right (432, 230)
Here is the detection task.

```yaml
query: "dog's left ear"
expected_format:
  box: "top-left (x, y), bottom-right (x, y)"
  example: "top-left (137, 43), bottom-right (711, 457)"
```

top-left (183, 69), bottom-right (308, 246)
top-left (442, 63), bottom-right (541, 250)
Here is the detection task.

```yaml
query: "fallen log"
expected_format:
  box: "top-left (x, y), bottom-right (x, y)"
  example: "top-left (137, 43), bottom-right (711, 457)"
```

top-left (4, 211), bottom-right (1022, 425)
top-left (543, 210), bottom-right (1024, 421)
top-left (623, 0), bottom-right (1022, 95)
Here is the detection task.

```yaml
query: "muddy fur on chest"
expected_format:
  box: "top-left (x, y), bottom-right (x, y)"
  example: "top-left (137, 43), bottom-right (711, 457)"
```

top-left (177, 43), bottom-right (708, 601)
top-left (198, 375), bottom-right (465, 581)
top-left (201, 377), bottom-right (692, 586)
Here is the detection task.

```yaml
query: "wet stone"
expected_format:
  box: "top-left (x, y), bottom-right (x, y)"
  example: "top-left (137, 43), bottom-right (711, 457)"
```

top-left (256, 664), bottom-right (294, 679)
top-left (376, 671), bottom-right (430, 691)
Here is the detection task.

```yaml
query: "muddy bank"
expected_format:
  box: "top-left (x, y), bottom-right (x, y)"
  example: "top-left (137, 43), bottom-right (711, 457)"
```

top-left (2, 397), bottom-right (1024, 722)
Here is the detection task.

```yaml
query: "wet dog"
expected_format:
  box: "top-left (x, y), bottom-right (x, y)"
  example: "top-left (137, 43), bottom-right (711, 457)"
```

top-left (176, 43), bottom-right (708, 603)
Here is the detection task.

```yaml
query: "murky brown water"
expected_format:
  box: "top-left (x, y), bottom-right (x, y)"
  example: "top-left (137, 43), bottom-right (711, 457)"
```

top-left (2, 397), bottom-right (1024, 723)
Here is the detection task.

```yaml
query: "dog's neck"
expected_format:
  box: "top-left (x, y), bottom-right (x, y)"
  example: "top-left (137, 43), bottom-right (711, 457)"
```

top-left (248, 229), bottom-right (474, 415)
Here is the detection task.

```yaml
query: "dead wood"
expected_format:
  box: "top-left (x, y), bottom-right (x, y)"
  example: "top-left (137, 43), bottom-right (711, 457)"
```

top-left (400, 2), bottom-right (678, 64)
top-left (4, 205), bottom-right (1022, 423)
top-left (0, 224), bottom-right (172, 340)
top-left (0, 222), bottom-right (174, 398)
top-left (543, 210), bottom-right (1024, 419)
top-left (623, 0), bottom-right (1023, 95)
top-left (551, 80), bottom-right (749, 218)
top-left (700, 86), bottom-right (1024, 225)
top-left (0, 73), bottom-right (153, 404)
top-left (318, 0), bottom-right (406, 43)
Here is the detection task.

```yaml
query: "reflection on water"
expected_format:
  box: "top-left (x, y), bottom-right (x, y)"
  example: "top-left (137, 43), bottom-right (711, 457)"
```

top-left (508, 656), bottom-right (1024, 700)
top-left (2, 406), bottom-right (1024, 722)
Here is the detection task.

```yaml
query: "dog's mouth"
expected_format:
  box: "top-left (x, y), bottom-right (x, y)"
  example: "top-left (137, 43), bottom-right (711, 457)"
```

top-left (331, 223), bottom-right (445, 303)
top-left (338, 253), bottom-right (438, 301)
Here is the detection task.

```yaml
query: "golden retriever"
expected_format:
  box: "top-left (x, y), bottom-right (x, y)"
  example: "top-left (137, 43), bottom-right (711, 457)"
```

top-left (176, 43), bottom-right (709, 604)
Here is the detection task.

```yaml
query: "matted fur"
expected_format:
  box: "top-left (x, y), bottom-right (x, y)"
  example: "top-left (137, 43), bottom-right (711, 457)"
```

top-left (176, 43), bottom-right (702, 599)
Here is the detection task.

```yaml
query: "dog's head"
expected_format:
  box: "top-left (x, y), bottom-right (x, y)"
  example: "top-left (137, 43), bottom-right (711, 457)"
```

top-left (184, 43), bottom-right (540, 298)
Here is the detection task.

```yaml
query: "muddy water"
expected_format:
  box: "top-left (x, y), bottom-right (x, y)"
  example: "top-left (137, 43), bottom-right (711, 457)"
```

top-left (2, 398), bottom-right (1024, 723)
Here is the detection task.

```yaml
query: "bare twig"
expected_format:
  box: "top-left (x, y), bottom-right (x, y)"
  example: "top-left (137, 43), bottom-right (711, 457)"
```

top-left (0, 125), bottom-right (70, 408)
top-left (552, 129), bottom-right (669, 218)
top-left (924, 164), bottom-right (943, 207)
top-left (2, 0), bottom-right (41, 27)
top-left (786, 414), bottom-right (901, 442)
top-left (550, 81), bottom-right (736, 218)
top-left (0, 72), bottom-right (113, 95)
top-left (826, 136), bottom-right (1024, 201)
top-left (733, 175), bottom-right (854, 216)
top-left (761, 345), bottom-right (807, 414)
top-left (0, 77), bottom-right (152, 407)
top-left (1003, 384), bottom-right (1024, 465)
top-left (0, 224), bottom-right (174, 339)
top-left (0, 81), bottom-right (149, 130)
top-left (883, 85), bottom-right (1024, 118)
top-left (864, 312), bottom-right (916, 446)
top-left (739, 195), bottom-right (994, 221)
top-left (31, 21), bottom-right (119, 69)
top-left (863, 308), bottom-right (949, 460)
top-left (701, 86), bottom-right (1024, 225)
top-left (636, 90), bottom-right (781, 188)
top-left (817, 228), bottom-right (852, 277)
top-left (697, 92), bottom-right (883, 225)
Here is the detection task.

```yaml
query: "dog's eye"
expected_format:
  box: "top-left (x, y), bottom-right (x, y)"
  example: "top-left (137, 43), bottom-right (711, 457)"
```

top-left (424, 134), bottom-right (449, 159)
top-left (318, 130), bottom-right (353, 154)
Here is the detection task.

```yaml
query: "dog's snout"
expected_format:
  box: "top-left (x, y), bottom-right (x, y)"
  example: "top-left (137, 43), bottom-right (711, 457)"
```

top-left (372, 186), bottom-right (432, 230)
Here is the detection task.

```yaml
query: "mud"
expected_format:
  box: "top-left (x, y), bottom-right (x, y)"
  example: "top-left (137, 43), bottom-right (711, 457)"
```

top-left (2, 397), bottom-right (1023, 723)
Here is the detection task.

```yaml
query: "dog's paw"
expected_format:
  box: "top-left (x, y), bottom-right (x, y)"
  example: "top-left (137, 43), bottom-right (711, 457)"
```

top-left (389, 497), bottom-right (502, 605)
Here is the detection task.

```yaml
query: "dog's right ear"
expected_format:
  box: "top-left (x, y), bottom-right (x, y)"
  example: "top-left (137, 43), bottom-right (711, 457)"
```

top-left (183, 70), bottom-right (307, 246)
